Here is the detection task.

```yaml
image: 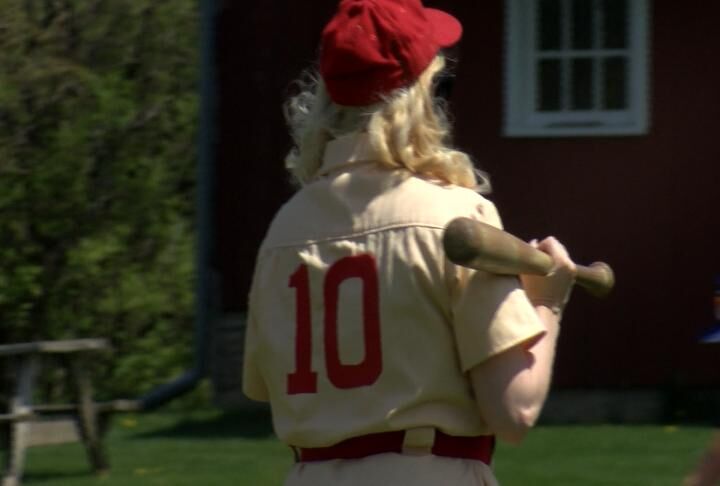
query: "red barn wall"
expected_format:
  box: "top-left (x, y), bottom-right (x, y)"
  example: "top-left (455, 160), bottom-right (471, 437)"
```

top-left (214, 0), bottom-right (338, 310)
top-left (215, 1), bottom-right (720, 388)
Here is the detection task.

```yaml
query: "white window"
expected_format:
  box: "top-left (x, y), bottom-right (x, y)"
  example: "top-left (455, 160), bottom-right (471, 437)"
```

top-left (504, 0), bottom-right (650, 137)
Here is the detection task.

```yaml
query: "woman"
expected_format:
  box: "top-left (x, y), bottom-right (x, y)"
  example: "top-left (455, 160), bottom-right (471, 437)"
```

top-left (243, 0), bottom-right (576, 484)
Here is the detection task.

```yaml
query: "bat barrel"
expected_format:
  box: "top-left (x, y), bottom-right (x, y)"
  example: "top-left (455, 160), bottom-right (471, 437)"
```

top-left (443, 217), bottom-right (554, 276)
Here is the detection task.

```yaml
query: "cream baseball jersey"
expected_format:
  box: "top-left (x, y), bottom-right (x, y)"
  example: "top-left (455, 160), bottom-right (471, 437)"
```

top-left (243, 133), bottom-right (545, 448)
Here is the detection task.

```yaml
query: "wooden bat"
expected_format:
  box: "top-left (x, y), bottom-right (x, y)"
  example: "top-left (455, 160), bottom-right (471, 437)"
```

top-left (442, 217), bottom-right (615, 298)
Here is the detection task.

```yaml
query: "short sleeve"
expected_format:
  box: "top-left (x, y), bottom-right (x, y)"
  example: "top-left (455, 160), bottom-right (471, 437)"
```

top-left (473, 198), bottom-right (504, 230)
top-left (451, 271), bottom-right (545, 372)
top-left (448, 197), bottom-right (546, 372)
top-left (242, 308), bottom-right (270, 402)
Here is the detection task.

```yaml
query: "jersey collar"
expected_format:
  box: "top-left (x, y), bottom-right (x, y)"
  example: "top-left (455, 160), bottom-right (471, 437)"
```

top-left (318, 132), bottom-right (377, 176)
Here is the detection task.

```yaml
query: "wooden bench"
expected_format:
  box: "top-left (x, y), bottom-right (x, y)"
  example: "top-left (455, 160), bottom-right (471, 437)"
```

top-left (0, 339), bottom-right (140, 486)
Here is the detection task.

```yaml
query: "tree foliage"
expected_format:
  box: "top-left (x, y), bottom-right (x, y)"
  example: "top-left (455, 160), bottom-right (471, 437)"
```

top-left (0, 0), bottom-right (200, 400)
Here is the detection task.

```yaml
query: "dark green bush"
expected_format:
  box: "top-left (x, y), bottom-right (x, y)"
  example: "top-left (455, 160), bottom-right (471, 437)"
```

top-left (0, 0), bottom-right (200, 402)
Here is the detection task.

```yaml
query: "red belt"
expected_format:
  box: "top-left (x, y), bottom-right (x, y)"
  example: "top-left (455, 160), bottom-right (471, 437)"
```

top-left (294, 430), bottom-right (495, 464)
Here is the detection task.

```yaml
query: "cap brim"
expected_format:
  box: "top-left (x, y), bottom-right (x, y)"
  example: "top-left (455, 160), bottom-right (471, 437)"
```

top-left (425, 8), bottom-right (462, 48)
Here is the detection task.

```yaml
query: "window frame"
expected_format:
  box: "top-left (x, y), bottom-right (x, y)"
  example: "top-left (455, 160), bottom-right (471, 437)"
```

top-left (504, 0), bottom-right (651, 137)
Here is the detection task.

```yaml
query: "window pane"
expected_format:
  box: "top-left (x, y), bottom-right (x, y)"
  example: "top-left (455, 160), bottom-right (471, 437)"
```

top-left (571, 0), bottom-right (594, 49)
top-left (538, 59), bottom-right (562, 111)
top-left (539, 0), bottom-right (562, 50)
top-left (603, 56), bottom-right (627, 109)
top-left (602, 0), bottom-right (627, 48)
top-left (571, 58), bottom-right (594, 110)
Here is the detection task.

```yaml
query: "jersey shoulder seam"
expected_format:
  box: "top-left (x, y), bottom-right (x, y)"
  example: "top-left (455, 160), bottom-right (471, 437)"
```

top-left (263, 222), bottom-right (445, 250)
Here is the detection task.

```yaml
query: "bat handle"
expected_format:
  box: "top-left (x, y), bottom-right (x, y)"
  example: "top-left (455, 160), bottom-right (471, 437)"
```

top-left (574, 261), bottom-right (615, 297)
top-left (525, 252), bottom-right (615, 297)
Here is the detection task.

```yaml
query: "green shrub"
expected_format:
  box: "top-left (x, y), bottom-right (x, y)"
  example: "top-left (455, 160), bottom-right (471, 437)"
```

top-left (0, 0), bottom-right (200, 401)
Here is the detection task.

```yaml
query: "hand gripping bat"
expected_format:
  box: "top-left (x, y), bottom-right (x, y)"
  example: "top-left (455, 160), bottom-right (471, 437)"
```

top-left (442, 217), bottom-right (615, 298)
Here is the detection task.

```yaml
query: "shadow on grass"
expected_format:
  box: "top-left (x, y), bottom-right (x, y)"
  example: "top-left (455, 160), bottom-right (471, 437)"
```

top-left (133, 407), bottom-right (275, 440)
top-left (23, 469), bottom-right (96, 483)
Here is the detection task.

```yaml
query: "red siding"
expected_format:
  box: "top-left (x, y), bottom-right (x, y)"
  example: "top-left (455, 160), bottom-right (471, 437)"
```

top-left (217, 1), bottom-right (720, 387)
top-left (214, 0), bottom-right (340, 308)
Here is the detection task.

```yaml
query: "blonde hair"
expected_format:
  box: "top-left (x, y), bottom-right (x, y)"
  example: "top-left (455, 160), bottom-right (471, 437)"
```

top-left (284, 56), bottom-right (491, 193)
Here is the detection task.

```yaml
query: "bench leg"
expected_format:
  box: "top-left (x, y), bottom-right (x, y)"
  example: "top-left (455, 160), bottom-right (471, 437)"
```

top-left (69, 358), bottom-right (108, 474)
top-left (2, 356), bottom-right (38, 486)
top-left (2, 417), bottom-right (26, 486)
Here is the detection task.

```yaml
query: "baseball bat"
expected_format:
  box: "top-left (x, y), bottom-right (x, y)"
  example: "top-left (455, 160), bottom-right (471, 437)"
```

top-left (442, 217), bottom-right (615, 298)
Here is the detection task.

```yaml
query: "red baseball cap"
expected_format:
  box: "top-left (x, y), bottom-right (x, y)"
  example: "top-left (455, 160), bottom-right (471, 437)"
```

top-left (320, 0), bottom-right (462, 106)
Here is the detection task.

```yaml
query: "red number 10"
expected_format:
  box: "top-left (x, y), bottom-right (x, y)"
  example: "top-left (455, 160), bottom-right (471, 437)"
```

top-left (287, 254), bottom-right (382, 395)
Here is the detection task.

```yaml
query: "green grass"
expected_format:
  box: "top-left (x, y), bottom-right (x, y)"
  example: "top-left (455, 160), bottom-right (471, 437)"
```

top-left (494, 424), bottom-right (712, 485)
top-left (4, 409), bottom-right (714, 485)
top-left (10, 409), bottom-right (291, 486)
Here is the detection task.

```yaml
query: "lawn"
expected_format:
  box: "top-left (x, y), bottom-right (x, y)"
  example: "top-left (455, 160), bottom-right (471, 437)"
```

top-left (5, 408), bottom-right (714, 485)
